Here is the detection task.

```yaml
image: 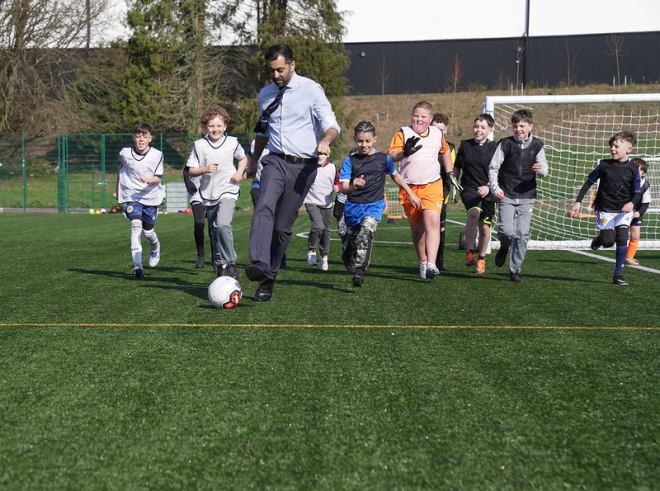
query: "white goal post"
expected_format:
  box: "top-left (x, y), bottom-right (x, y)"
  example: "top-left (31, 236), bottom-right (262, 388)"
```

top-left (483, 93), bottom-right (660, 250)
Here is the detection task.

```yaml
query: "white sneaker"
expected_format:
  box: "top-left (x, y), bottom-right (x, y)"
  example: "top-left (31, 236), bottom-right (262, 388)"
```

top-left (319, 255), bottom-right (328, 271)
top-left (426, 263), bottom-right (440, 280)
top-left (149, 241), bottom-right (160, 267)
top-left (418, 260), bottom-right (427, 279)
top-left (625, 257), bottom-right (639, 266)
top-left (307, 250), bottom-right (317, 266)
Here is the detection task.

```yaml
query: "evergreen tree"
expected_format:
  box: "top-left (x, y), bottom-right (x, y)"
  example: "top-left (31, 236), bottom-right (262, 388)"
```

top-left (209, 0), bottom-right (350, 131)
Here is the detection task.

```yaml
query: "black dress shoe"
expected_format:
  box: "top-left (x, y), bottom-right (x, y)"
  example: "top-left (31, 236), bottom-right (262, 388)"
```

top-left (245, 261), bottom-right (271, 282)
top-left (254, 279), bottom-right (274, 302)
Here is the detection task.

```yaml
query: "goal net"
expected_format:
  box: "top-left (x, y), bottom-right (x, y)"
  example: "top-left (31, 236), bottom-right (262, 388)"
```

top-left (484, 94), bottom-right (660, 250)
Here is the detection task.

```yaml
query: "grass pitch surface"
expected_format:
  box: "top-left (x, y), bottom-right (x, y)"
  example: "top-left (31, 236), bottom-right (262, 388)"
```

top-left (1, 212), bottom-right (659, 488)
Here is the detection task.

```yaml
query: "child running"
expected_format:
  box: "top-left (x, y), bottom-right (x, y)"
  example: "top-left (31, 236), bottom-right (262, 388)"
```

top-left (625, 157), bottom-right (651, 266)
top-left (568, 131), bottom-right (641, 285)
top-left (185, 105), bottom-right (248, 279)
top-left (430, 113), bottom-right (457, 272)
top-left (340, 121), bottom-right (421, 286)
top-left (453, 113), bottom-right (498, 274)
top-left (389, 101), bottom-right (461, 280)
top-left (488, 109), bottom-right (548, 282)
top-left (304, 160), bottom-right (339, 271)
top-left (113, 121), bottom-right (165, 279)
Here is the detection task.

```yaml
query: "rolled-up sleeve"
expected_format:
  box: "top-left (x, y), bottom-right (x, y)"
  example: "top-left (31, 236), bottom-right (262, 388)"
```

top-left (313, 85), bottom-right (340, 135)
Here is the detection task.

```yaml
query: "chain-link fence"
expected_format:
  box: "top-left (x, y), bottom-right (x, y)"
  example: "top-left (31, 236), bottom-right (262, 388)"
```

top-left (0, 132), bottom-right (252, 213)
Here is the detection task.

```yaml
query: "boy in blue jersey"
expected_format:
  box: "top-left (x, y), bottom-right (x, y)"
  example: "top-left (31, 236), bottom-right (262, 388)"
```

top-left (340, 121), bottom-right (421, 286)
top-left (569, 131), bottom-right (641, 285)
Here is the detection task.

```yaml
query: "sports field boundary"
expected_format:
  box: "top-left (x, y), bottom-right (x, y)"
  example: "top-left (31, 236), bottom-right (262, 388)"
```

top-left (2, 323), bottom-right (659, 330)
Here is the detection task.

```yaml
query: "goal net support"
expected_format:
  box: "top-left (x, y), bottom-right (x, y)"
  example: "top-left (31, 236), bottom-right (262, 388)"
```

top-left (483, 93), bottom-right (660, 250)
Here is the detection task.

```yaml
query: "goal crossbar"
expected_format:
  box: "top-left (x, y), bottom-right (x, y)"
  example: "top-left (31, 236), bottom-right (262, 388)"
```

top-left (483, 93), bottom-right (660, 251)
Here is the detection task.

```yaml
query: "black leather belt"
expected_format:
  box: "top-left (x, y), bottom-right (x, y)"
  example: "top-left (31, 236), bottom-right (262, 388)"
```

top-left (271, 152), bottom-right (318, 165)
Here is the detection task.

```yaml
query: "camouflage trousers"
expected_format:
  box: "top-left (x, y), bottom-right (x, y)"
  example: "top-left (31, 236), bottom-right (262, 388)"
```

top-left (341, 216), bottom-right (379, 272)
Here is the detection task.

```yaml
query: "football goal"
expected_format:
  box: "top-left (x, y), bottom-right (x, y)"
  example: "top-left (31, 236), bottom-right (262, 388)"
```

top-left (484, 93), bottom-right (660, 250)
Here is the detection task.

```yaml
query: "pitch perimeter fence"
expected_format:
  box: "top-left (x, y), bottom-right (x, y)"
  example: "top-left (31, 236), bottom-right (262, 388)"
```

top-left (0, 132), bottom-right (252, 213)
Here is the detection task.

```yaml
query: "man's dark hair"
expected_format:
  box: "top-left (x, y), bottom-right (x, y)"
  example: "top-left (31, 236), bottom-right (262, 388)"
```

top-left (265, 45), bottom-right (294, 64)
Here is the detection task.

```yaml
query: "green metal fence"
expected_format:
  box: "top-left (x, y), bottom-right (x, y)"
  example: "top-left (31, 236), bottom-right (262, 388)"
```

top-left (0, 132), bottom-right (252, 213)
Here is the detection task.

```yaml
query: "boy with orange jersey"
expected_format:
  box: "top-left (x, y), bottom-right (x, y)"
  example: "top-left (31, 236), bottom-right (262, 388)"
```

top-left (388, 101), bottom-right (461, 280)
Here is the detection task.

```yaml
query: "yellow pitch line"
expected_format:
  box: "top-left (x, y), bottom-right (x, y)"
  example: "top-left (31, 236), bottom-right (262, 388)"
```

top-left (1, 323), bottom-right (659, 330)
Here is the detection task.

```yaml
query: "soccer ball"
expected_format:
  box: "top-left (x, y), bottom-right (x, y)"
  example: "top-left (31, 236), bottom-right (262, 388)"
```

top-left (208, 276), bottom-right (242, 309)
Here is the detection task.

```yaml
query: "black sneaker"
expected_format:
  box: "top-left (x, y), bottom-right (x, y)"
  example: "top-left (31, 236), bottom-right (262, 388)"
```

top-left (132, 266), bottom-right (144, 279)
top-left (254, 279), bottom-right (274, 302)
top-left (227, 262), bottom-right (240, 280)
top-left (495, 245), bottom-right (509, 267)
top-left (613, 274), bottom-right (628, 286)
top-left (217, 265), bottom-right (228, 278)
top-left (591, 237), bottom-right (602, 251)
top-left (509, 272), bottom-right (525, 283)
top-left (352, 269), bottom-right (364, 287)
top-left (195, 253), bottom-right (205, 268)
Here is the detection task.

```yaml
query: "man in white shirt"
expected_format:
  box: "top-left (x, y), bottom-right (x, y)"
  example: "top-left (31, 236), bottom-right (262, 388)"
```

top-left (245, 44), bottom-right (340, 302)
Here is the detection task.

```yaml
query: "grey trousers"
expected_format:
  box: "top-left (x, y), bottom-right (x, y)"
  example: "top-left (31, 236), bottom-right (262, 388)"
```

top-left (497, 197), bottom-right (535, 273)
top-left (206, 198), bottom-right (237, 267)
top-left (305, 204), bottom-right (332, 256)
top-left (248, 154), bottom-right (318, 274)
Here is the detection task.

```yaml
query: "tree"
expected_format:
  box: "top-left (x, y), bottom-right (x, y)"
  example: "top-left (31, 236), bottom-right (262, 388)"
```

top-left (208, 0), bottom-right (350, 130)
top-left (0, 0), bottom-right (111, 131)
top-left (564, 40), bottom-right (582, 87)
top-left (444, 54), bottom-right (464, 122)
top-left (606, 34), bottom-right (626, 85)
top-left (119, 0), bottom-right (246, 133)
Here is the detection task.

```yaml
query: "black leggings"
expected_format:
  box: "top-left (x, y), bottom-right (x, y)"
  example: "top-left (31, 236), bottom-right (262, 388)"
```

top-left (600, 225), bottom-right (629, 248)
top-left (192, 201), bottom-right (207, 251)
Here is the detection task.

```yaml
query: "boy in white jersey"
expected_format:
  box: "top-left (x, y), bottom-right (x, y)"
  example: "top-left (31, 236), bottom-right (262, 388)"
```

top-left (304, 161), bottom-right (339, 271)
top-left (388, 101), bottom-right (460, 280)
top-left (113, 121), bottom-right (165, 279)
top-left (186, 105), bottom-right (248, 279)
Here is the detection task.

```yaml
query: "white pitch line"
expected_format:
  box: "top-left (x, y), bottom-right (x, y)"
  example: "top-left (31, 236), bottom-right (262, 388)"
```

top-left (570, 250), bottom-right (660, 274)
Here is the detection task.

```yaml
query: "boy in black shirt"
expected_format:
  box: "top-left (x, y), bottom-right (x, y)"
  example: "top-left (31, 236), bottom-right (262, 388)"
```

top-left (454, 114), bottom-right (498, 274)
top-left (568, 131), bottom-right (641, 285)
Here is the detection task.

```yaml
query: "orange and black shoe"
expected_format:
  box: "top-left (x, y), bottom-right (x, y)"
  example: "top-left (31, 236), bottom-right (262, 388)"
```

top-left (465, 250), bottom-right (476, 267)
top-left (475, 259), bottom-right (486, 275)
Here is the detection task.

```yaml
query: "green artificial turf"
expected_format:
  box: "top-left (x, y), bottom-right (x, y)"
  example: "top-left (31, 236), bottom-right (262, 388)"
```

top-left (1, 212), bottom-right (659, 489)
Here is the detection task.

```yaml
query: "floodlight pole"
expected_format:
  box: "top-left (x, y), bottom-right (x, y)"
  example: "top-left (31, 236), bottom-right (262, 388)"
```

top-left (521, 0), bottom-right (530, 88)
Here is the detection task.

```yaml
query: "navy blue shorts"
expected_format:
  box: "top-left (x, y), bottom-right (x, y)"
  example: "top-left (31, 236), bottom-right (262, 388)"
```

top-left (124, 202), bottom-right (159, 227)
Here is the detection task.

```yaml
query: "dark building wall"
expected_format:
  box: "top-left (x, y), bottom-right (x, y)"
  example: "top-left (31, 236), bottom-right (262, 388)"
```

top-left (344, 31), bottom-right (660, 95)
